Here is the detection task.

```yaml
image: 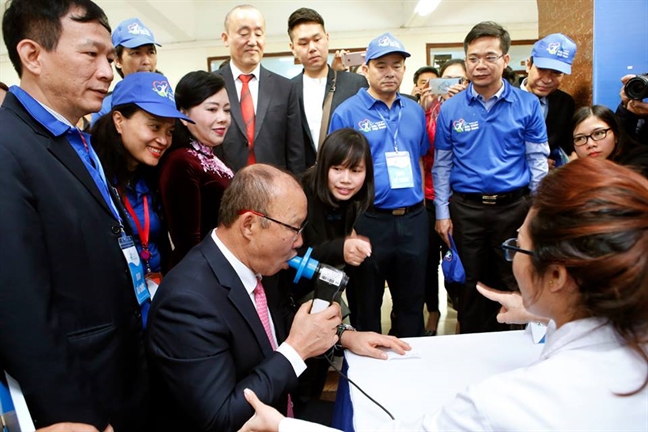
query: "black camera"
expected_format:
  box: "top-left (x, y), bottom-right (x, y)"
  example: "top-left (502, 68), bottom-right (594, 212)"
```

top-left (624, 73), bottom-right (648, 100)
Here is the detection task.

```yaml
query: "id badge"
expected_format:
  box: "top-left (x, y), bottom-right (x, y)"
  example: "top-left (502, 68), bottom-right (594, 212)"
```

top-left (145, 272), bottom-right (162, 299)
top-left (118, 236), bottom-right (150, 306)
top-left (385, 151), bottom-right (414, 189)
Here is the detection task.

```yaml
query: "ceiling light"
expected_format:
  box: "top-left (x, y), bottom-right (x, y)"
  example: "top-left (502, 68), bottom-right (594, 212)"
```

top-left (415, 0), bottom-right (441, 16)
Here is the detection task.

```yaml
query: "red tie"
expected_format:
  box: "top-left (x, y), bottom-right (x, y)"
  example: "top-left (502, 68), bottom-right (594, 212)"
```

top-left (239, 74), bottom-right (256, 166)
top-left (254, 279), bottom-right (294, 417)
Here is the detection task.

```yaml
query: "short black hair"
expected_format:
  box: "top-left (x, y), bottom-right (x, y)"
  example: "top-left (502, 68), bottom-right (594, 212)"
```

top-left (171, 71), bottom-right (227, 151)
top-left (413, 66), bottom-right (439, 85)
top-left (287, 8), bottom-right (325, 40)
top-left (464, 21), bottom-right (510, 55)
top-left (2, 0), bottom-right (110, 76)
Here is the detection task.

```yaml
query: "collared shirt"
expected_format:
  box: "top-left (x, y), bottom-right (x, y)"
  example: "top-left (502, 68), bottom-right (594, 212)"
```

top-left (302, 74), bottom-right (327, 150)
top-left (521, 79), bottom-right (549, 119)
top-left (329, 88), bottom-right (430, 209)
top-left (210, 229), bottom-right (307, 378)
top-left (432, 80), bottom-right (549, 219)
top-left (230, 62), bottom-right (261, 113)
top-left (9, 86), bottom-right (122, 223)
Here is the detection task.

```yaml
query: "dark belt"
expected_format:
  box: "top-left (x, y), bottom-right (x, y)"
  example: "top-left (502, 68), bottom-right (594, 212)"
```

top-left (369, 201), bottom-right (424, 216)
top-left (454, 187), bottom-right (529, 205)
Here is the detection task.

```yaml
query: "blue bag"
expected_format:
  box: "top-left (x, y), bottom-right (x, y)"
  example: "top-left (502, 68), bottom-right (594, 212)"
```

top-left (442, 234), bottom-right (466, 284)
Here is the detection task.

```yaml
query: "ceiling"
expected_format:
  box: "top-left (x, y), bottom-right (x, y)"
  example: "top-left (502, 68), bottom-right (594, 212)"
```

top-left (0, 0), bottom-right (538, 53)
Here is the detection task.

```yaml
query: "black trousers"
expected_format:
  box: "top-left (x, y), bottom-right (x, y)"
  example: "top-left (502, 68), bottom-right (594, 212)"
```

top-left (450, 193), bottom-right (531, 333)
top-left (347, 205), bottom-right (427, 337)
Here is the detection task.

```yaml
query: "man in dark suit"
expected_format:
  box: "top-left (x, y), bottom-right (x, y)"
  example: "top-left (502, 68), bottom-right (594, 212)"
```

top-left (147, 164), bottom-right (409, 432)
top-left (522, 33), bottom-right (578, 160)
top-left (0, 0), bottom-right (148, 430)
top-left (216, 5), bottom-right (305, 174)
top-left (287, 8), bottom-right (368, 168)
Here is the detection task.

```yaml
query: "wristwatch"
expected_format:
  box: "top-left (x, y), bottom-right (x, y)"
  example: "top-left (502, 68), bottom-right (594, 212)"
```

top-left (336, 323), bottom-right (356, 348)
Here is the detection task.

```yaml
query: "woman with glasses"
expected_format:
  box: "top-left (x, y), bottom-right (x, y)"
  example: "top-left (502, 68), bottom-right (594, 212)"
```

top-left (159, 71), bottom-right (234, 267)
top-left (238, 157), bottom-right (648, 431)
top-left (572, 105), bottom-right (648, 176)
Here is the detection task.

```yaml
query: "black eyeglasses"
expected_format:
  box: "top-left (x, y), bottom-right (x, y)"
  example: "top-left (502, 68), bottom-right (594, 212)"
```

top-left (501, 238), bottom-right (534, 262)
top-left (573, 128), bottom-right (611, 147)
top-left (238, 209), bottom-right (307, 237)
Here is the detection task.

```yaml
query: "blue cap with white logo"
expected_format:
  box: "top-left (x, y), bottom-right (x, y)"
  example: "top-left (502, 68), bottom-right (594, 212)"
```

top-left (531, 33), bottom-right (577, 74)
top-left (365, 32), bottom-right (411, 64)
top-left (112, 72), bottom-right (193, 123)
top-left (112, 18), bottom-right (161, 49)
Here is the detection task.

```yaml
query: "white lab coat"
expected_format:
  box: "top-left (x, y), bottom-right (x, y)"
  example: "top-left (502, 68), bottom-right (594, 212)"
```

top-left (279, 317), bottom-right (648, 431)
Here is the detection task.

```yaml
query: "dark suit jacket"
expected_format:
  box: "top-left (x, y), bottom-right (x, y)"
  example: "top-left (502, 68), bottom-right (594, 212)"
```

top-left (0, 92), bottom-right (148, 430)
top-left (546, 88), bottom-right (576, 154)
top-left (147, 236), bottom-right (298, 432)
top-left (292, 67), bottom-right (368, 167)
top-left (216, 65), bottom-right (305, 174)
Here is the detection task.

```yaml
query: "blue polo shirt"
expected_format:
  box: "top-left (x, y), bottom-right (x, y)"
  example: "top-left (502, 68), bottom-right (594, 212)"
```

top-left (433, 80), bottom-right (549, 219)
top-left (329, 88), bottom-right (429, 209)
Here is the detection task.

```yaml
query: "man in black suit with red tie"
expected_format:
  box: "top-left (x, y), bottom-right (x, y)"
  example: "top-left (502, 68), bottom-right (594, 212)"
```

top-left (147, 164), bottom-right (409, 431)
top-left (216, 4), bottom-right (305, 174)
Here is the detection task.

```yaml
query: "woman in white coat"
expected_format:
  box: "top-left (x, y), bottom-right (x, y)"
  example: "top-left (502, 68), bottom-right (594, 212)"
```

top-left (238, 157), bottom-right (648, 432)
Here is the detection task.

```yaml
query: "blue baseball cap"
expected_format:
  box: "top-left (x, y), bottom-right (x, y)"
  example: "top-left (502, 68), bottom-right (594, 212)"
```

top-left (531, 33), bottom-right (577, 74)
top-left (365, 32), bottom-right (410, 64)
top-left (112, 18), bottom-right (161, 49)
top-left (112, 72), bottom-right (194, 123)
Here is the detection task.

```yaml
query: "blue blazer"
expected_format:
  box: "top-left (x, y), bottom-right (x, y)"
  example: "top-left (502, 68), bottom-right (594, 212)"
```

top-left (147, 235), bottom-right (297, 431)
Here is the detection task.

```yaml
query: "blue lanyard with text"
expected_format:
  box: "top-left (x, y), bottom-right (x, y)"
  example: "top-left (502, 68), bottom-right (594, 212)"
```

top-left (377, 104), bottom-right (403, 152)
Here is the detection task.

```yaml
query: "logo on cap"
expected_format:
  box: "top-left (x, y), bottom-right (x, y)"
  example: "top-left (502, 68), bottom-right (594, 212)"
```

top-left (546, 42), bottom-right (570, 59)
top-left (152, 80), bottom-right (174, 101)
top-left (128, 22), bottom-right (152, 37)
top-left (378, 35), bottom-right (401, 49)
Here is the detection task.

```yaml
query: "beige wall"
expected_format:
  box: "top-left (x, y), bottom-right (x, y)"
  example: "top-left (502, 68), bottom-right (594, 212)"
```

top-left (0, 23), bottom-right (538, 91)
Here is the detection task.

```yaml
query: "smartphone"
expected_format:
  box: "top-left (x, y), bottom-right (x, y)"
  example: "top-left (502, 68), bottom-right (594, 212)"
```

top-left (342, 51), bottom-right (366, 68)
top-left (427, 77), bottom-right (461, 95)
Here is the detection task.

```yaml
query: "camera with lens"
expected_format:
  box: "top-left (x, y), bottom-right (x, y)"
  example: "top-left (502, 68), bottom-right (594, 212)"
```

top-left (624, 73), bottom-right (648, 100)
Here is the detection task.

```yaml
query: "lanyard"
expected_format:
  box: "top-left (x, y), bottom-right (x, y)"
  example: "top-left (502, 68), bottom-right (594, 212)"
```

top-left (76, 130), bottom-right (123, 224)
top-left (377, 105), bottom-right (403, 152)
top-left (121, 191), bottom-right (152, 269)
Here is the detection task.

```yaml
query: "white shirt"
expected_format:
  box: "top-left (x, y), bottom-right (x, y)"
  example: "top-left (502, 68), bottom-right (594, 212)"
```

top-left (279, 317), bottom-right (648, 431)
top-left (230, 62), bottom-right (261, 113)
top-left (302, 75), bottom-right (327, 150)
top-left (211, 229), bottom-right (306, 378)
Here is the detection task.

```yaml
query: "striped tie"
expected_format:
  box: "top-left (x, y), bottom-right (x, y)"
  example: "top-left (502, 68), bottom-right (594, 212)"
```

top-left (239, 74), bottom-right (256, 166)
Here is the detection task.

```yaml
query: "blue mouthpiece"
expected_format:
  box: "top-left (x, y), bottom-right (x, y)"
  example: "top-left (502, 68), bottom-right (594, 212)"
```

top-left (287, 247), bottom-right (319, 283)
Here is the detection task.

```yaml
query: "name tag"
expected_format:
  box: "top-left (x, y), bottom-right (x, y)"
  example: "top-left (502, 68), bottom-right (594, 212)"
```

top-left (385, 151), bottom-right (414, 189)
top-left (119, 236), bottom-right (150, 306)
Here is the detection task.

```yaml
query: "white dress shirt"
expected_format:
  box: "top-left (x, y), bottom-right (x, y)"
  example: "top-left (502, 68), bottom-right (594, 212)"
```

top-left (229, 62), bottom-right (262, 113)
top-left (211, 229), bottom-right (306, 378)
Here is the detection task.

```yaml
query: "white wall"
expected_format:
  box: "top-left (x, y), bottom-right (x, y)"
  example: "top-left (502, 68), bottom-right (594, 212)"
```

top-left (0, 23), bottom-right (538, 92)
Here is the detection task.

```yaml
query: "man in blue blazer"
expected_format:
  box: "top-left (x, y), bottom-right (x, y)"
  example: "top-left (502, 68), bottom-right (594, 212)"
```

top-left (0, 0), bottom-right (148, 430)
top-left (147, 164), bottom-right (409, 432)
top-left (216, 5), bottom-right (305, 174)
top-left (287, 8), bottom-right (368, 168)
